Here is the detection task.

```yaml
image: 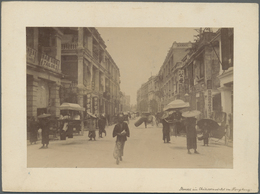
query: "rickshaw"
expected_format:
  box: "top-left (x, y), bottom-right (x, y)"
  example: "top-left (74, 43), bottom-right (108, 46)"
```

top-left (59, 103), bottom-right (85, 140)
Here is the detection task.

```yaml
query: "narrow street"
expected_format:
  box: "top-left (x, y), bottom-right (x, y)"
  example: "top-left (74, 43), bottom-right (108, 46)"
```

top-left (27, 118), bottom-right (233, 168)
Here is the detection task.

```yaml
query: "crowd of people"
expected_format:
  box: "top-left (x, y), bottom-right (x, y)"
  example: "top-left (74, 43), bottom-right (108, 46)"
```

top-left (28, 109), bottom-right (215, 165)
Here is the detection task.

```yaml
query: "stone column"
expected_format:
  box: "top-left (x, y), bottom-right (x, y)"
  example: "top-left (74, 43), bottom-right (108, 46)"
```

top-left (94, 68), bottom-right (99, 92)
top-left (27, 75), bottom-right (39, 118)
top-left (78, 27), bottom-right (84, 49)
top-left (49, 82), bottom-right (61, 117)
top-left (33, 28), bottom-right (38, 51)
top-left (219, 86), bottom-right (232, 116)
top-left (87, 34), bottom-right (93, 55)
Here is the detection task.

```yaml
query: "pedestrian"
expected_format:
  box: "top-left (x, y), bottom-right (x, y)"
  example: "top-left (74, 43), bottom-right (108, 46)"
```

top-left (161, 112), bottom-right (170, 143)
top-left (185, 117), bottom-right (199, 154)
top-left (113, 113), bottom-right (130, 165)
top-left (88, 117), bottom-right (96, 141)
top-left (201, 123), bottom-right (209, 146)
top-left (173, 110), bottom-right (182, 136)
top-left (38, 114), bottom-right (51, 149)
top-left (98, 114), bottom-right (107, 138)
top-left (29, 116), bottom-right (38, 144)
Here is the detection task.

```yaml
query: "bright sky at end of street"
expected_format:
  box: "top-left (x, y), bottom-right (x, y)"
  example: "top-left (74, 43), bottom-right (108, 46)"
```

top-left (96, 28), bottom-right (205, 105)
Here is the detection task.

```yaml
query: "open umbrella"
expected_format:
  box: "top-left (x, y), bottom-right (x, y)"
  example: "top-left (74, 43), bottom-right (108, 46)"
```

top-left (197, 119), bottom-right (220, 131)
top-left (60, 103), bottom-right (85, 111)
top-left (87, 112), bottom-right (97, 119)
top-left (38, 113), bottom-right (51, 118)
top-left (182, 110), bottom-right (201, 118)
top-left (163, 99), bottom-right (189, 111)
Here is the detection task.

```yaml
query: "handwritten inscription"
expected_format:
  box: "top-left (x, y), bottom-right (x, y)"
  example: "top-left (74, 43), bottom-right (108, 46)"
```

top-left (179, 187), bottom-right (251, 192)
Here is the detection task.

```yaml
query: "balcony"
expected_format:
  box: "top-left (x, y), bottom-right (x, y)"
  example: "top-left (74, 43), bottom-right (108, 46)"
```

top-left (27, 46), bottom-right (61, 74)
top-left (61, 43), bottom-right (78, 50)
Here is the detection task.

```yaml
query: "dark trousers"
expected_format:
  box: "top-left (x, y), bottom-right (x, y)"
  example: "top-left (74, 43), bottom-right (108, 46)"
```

top-left (203, 137), bottom-right (209, 145)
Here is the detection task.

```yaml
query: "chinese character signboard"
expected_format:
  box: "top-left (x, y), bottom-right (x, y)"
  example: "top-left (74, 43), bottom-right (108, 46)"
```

top-left (86, 93), bottom-right (91, 113)
top-left (27, 46), bottom-right (37, 63)
top-left (40, 53), bottom-right (60, 73)
top-left (207, 89), bottom-right (212, 118)
top-left (94, 97), bottom-right (98, 114)
top-left (178, 70), bottom-right (184, 84)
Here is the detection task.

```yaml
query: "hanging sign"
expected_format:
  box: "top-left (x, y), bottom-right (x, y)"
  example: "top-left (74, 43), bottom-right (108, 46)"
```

top-left (40, 53), bottom-right (60, 73)
top-left (207, 89), bottom-right (212, 118)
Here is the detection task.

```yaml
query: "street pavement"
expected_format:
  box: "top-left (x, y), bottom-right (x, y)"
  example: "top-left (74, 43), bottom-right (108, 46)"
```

top-left (27, 118), bottom-right (233, 168)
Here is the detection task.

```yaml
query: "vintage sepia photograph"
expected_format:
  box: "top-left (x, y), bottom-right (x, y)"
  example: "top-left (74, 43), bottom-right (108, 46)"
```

top-left (26, 27), bottom-right (233, 168)
top-left (2, 2), bottom-right (258, 192)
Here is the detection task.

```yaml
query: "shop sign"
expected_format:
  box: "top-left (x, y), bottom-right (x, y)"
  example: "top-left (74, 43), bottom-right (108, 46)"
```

top-left (86, 93), bottom-right (91, 112)
top-left (207, 80), bottom-right (212, 89)
top-left (194, 83), bottom-right (203, 92)
top-left (40, 53), bottom-right (60, 73)
top-left (94, 97), bottom-right (98, 113)
top-left (27, 46), bottom-right (37, 63)
top-left (207, 89), bottom-right (212, 118)
top-left (178, 70), bottom-right (184, 84)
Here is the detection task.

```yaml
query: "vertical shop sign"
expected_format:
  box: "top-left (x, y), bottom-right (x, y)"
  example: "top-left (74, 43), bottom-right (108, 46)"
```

top-left (94, 97), bottom-right (98, 114)
top-left (178, 70), bottom-right (184, 84)
top-left (86, 93), bottom-right (91, 113)
top-left (207, 89), bottom-right (212, 118)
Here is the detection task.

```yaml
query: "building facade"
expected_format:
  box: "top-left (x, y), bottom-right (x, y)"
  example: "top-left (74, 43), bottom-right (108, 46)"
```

top-left (27, 27), bottom-right (122, 133)
top-left (60, 27), bottom-right (121, 120)
top-left (136, 28), bottom-right (233, 139)
top-left (27, 27), bottom-right (63, 118)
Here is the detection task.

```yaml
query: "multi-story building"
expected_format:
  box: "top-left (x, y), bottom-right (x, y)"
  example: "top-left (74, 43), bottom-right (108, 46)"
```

top-left (137, 76), bottom-right (159, 113)
top-left (156, 41), bottom-right (192, 110)
top-left (178, 28), bottom-right (233, 139)
top-left (137, 81), bottom-right (149, 112)
top-left (26, 27), bottom-right (63, 119)
top-left (120, 92), bottom-right (131, 112)
top-left (27, 27), bottom-right (122, 134)
top-left (60, 27), bottom-right (121, 121)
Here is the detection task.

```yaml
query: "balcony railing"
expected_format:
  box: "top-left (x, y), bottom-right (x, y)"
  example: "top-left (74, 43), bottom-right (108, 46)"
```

top-left (39, 52), bottom-right (61, 73)
top-left (61, 43), bottom-right (78, 50)
top-left (27, 46), bottom-right (61, 74)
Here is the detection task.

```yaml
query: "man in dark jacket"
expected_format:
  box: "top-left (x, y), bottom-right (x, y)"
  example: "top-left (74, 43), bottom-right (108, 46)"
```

top-left (98, 114), bottom-right (107, 138)
top-left (112, 113), bottom-right (130, 165)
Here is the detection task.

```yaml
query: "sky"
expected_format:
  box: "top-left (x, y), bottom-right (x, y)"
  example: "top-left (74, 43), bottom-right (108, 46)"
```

top-left (96, 28), bottom-right (200, 105)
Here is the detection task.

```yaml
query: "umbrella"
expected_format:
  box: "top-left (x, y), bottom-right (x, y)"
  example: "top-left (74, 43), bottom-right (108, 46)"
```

top-left (87, 112), bottom-right (97, 118)
top-left (182, 110), bottom-right (201, 117)
top-left (60, 103), bottom-right (85, 111)
top-left (38, 113), bottom-right (51, 118)
top-left (197, 119), bottom-right (220, 131)
top-left (161, 111), bottom-right (169, 119)
top-left (163, 99), bottom-right (189, 111)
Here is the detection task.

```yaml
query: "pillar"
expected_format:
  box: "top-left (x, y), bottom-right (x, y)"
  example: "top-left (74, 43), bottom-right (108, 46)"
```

top-left (27, 75), bottom-right (39, 118)
top-left (77, 55), bottom-right (84, 88)
top-left (219, 87), bottom-right (232, 116)
top-left (87, 34), bottom-right (93, 55)
top-left (78, 27), bottom-right (84, 49)
top-left (94, 69), bottom-right (99, 92)
top-left (33, 28), bottom-right (38, 51)
top-left (49, 83), bottom-right (61, 117)
top-left (77, 88), bottom-right (84, 135)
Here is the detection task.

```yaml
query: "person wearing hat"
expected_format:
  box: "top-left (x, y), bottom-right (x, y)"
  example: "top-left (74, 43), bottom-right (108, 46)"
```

top-left (38, 114), bottom-right (51, 149)
top-left (113, 113), bottom-right (130, 165)
top-left (185, 117), bottom-right (199, 154)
